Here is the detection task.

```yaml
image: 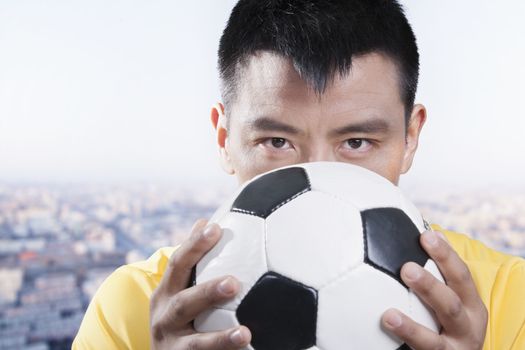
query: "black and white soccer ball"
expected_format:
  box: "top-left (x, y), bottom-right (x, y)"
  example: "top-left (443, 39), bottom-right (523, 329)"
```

top-left (195, 162), bottom-right (443, 349)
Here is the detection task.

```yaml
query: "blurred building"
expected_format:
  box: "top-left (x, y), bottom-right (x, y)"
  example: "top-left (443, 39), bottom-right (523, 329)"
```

top-left (0, 184), bottom-right (219, 349)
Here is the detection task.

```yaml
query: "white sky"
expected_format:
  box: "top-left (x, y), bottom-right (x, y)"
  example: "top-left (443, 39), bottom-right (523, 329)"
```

top-left (0, 1), bottom-right (524, 191)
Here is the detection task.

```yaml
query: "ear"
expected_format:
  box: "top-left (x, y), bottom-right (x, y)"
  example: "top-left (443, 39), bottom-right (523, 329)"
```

top-left (210, 102), bottom-right (235, 175)
top-left (401, 104), bottom-right (427, 174)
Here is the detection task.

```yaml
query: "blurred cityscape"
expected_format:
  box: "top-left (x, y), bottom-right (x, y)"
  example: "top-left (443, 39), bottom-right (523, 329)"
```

top-left (0, 183), bottom-right (524, 349)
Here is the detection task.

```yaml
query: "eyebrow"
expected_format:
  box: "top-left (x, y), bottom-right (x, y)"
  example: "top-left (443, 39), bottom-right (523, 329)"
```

top-left (245, 116), bottom-right (391, 137)
top-left (246, 117), bottom-right (302, 135)
top-left (328, 119), bottom-right (391, 137)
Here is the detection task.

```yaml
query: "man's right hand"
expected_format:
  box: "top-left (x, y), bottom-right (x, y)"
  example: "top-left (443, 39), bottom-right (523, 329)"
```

top-left (150, 219), bottom-right (252, 349)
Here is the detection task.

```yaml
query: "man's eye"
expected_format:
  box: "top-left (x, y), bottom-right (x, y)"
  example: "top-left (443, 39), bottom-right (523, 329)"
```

top-left (345, 139), bottom-right (370, 150)
top-left (263, 137), bottom-right (290, 149)
top-left (271, 138), bottom-right (287, 148)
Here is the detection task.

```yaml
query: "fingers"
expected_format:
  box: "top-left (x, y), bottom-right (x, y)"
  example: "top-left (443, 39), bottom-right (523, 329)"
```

top-left (150, 218), bottom-right (251, 349)
top-left (161, 276), bottom-right (240, 330)
top-left (401, 262), bottom-right (469, 335)
top-left (382, 309), bottom-right (448, 350)
top-left (178, 326), bottom-right (251, 350)
top-left (419, 230), bottom-right (480, 308)
top-left (382, 230), bottom-right (488, 349)
top-left (162, 219), bottom-right (223, 293)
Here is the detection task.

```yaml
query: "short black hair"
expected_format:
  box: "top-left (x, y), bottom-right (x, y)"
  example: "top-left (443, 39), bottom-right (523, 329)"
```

top-left (218, 0), bottom-right (419, 122)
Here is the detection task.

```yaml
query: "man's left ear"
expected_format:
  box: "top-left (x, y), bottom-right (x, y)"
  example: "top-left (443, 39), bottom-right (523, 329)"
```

top-left (401, 104), bottom-right (427, 174)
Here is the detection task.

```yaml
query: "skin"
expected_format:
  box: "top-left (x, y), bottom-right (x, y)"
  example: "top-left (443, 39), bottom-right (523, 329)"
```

top-left (150, 52), bottom-right (488, 349)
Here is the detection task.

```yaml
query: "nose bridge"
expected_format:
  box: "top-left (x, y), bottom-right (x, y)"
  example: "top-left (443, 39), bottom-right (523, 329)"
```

top-left (304, 138), bottom-right (337, 163)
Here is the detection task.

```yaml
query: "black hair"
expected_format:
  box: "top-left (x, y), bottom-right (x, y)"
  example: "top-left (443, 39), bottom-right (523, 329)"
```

top-left (218, 0), bottom-right (419, 122)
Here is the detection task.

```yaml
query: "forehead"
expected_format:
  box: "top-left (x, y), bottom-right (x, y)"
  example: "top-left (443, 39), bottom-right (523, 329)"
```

top-left (229, 51), bottom-right (404, 121)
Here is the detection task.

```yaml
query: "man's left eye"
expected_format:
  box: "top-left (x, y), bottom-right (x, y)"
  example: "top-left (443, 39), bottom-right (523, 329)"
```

top-left (345, 139), bottom-right (370, 149)
top-left (270, 138), bottom-right (287, 148)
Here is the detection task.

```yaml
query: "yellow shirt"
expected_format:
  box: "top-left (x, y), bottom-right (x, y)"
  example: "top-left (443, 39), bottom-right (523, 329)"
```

top-left (73, 226), bottom-right (525, 349)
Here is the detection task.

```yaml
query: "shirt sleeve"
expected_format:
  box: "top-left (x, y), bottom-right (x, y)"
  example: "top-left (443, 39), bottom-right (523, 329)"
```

top-left (436, 226), bottom-right (525, 349)
top-left (72, 265), bottom-right (159, 350)
top-left (488, 258), bottom-right (525, 350)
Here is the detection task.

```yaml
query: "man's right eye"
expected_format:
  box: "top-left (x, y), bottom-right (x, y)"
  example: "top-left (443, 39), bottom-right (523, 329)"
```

top-left (261, 137), bottom-right (292, 150)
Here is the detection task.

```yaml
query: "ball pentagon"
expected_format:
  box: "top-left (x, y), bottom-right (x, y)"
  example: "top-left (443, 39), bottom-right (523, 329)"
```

top-left (236, 272), bottom-right (317, 350)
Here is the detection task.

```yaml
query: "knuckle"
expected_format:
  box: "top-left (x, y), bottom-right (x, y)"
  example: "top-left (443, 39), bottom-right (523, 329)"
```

top-left (433, 243), bottom-right (451, 263)
top-left (457, 264), bottom-right (472, 283)
top-left (168, 250), bottom-right (184, 270)
top-left (192, 235), bottom-right (211, 252)
top-left (413, 282), bottom-right (431, 298)
top-left (169, 295), bottom-right (189, 320)
top-left (169, 242), bottom-right (201, 273)
top-left (150, 322), bottom-right (165, 343)
top-left (429, 236), bottom-right (456, 261)
top-left (446, 295), bottom-right (463, 319)
top-left (411, 270), bottom-right (434, 296)
top-left (187, 227), bottom-right (213, 255)
top-left (204, 281), bottom-right (221, 303)
top-left (420, 273), bottom-right (436, 293)
top-left (189, 224), bottom-right (204, 242)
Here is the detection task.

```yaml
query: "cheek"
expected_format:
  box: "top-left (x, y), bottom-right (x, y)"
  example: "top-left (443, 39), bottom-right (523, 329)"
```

top-left (381, 145), bottom-right (406, 183)
top-left (236, 155), bottom-right (291, 184)
top-left (228, 140), bottom-right (271, 183)
top-left (360, 143), bottom-right (406, 184)
top-left (231, 142), bottom-right (298, 184)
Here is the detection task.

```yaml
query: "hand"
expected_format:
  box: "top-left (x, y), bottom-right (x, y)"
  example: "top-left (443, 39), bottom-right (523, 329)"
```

top-left (381, 230), bottom-right (488, 349)
top-left (150, 219), bottom-right (252, 349)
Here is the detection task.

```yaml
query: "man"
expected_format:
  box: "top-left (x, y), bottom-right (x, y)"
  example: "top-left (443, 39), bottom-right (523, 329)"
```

top-left (73, 0), bottom-right (525, 349)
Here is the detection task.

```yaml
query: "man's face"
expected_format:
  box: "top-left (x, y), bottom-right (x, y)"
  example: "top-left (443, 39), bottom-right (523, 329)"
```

top-left (212, 52), bottom-right (426, 185)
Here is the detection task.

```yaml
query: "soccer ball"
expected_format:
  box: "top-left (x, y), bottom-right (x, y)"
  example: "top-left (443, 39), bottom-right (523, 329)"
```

top-left (194, 162), bottom-right (443, 349)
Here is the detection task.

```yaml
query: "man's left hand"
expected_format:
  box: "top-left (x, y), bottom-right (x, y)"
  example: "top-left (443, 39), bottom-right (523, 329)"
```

top-left (381, 230), bottom-right (488, 349)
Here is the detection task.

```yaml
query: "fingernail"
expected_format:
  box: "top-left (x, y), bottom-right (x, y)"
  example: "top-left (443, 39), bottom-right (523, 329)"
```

top-left (385, 312), bottom-right (403, 328)
top-left (203, 225), bottom-right (217, 239)
top-left (404, 263), bottom-right (421, 281)
top-left (218, 277), bottom-right (235, 295)
top-left (230, 328), bottom-right (246, 345)
top-left (423, 230), bottom-right (438, 247)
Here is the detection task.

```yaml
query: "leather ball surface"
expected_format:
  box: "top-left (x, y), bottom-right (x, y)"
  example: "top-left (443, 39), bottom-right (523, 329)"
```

top-left (194, 162), bottom-right (443, 350)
